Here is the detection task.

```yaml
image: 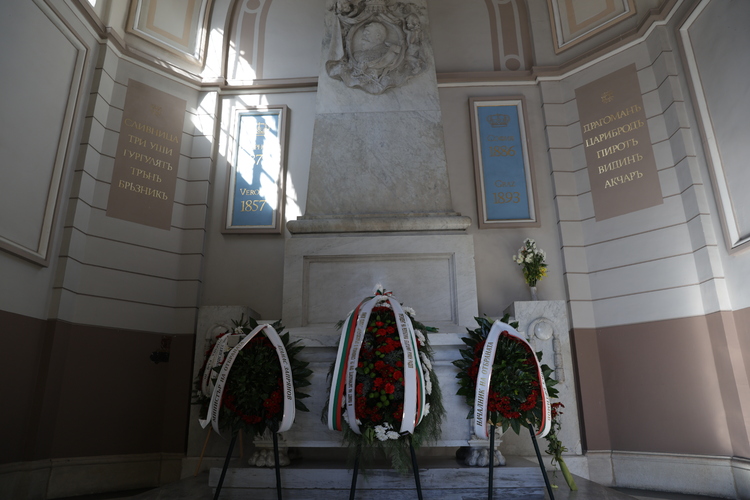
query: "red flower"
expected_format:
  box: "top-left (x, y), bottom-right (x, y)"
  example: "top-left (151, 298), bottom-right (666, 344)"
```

top-left (551, 402), bottom-right (564, 419)
top-left (385, 383), bottom-right (395, 394)
top-left (474, 340), bottom-right (485, 355)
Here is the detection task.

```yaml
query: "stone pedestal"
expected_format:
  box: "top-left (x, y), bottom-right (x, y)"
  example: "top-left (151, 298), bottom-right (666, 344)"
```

top-left (275, 232), bottom-right (481, 450)
top-left (501, 300), bottom-right (583, 459)
top-left (281, 233), bottom-right (478, 329)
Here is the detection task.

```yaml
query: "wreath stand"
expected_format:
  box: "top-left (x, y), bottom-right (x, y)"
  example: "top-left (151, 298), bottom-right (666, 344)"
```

top-left (348, 436), bottom-right (424, 500)
top-left (194, 428), bottom-right (245, 476)
top-left (485, 424), bottom-right (555, 500)
top-left (213, 427), bottom-right (285, 500)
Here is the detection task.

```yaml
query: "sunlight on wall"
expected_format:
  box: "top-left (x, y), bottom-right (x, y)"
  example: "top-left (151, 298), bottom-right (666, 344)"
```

top-left (202, 27), bottom-right (227, 80)
top-left (192, 92), bottom-right (217, 141)
top-left (285, 175), bottom-right (302, 222)
top-left (228, 38), bottom-right (257, 84)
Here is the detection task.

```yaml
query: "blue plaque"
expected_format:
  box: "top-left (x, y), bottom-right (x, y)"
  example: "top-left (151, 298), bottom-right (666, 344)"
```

top-left (470, 98), bottom-right (537, 228)
top-left (225, 106), bottom-right (287, 233)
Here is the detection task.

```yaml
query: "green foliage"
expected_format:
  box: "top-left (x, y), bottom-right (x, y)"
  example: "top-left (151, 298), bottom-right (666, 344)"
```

top-left (195, 316), bottom-right (311, 438)
top-left (453, 314), bottom-right (559, 435)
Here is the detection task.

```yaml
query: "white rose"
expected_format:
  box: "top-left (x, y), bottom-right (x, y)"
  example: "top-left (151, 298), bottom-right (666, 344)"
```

top-left (416, 329), bottom-right (426, 344)
top-left (420, 351), bottom-right (432, 370)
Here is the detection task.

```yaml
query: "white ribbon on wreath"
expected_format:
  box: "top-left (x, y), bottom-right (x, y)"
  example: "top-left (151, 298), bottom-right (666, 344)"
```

top-left (473, 320), bottom-right (551, 439)
top-left (328, 293), bottom-right (426, 435)
top-left (199, 324), bottom-right (296, 435)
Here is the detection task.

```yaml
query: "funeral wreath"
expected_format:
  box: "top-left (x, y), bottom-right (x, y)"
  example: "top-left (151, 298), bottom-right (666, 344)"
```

top-left (325, 285), bottom-right (444, 472)
top-left (195, 316), bottom-right (312, 437)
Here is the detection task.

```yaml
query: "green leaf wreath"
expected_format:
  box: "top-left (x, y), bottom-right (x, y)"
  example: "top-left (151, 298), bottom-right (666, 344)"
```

top-left (195, 316), bottom-right (312, 437)
top-left (324, 288), bottom-right (445, 472)
top-left (453, 315), bottom-right (558, 435)
top-left (453, 315), bottom-right (577, 490)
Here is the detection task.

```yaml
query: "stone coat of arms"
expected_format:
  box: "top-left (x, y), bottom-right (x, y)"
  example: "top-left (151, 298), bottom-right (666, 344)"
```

top-left (326, 0), bottom-right (427, 95)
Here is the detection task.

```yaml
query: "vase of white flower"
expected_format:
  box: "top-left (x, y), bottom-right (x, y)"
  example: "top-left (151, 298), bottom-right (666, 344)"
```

top-left (512, 239), bottom-right (547, 300)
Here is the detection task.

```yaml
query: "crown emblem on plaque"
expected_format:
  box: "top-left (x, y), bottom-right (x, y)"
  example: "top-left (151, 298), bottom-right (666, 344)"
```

top-left (486, 114), bottom-right (511, 128)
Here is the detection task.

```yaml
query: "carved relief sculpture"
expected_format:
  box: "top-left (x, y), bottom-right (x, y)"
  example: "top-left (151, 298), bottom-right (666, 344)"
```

top-left (326, 0), bottom-right (427, 95)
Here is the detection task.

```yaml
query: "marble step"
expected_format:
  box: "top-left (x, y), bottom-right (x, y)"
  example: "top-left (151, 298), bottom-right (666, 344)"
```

top-left (209, 456), bottom-right (546, 500)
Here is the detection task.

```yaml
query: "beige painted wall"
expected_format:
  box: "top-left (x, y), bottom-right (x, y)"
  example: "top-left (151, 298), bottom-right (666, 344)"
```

top-left (4, 0), bottom-right (750, 479)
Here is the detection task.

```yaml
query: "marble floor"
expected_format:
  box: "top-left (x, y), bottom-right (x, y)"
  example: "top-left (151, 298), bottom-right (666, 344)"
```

top-left (60, 471), bottom-right (730, 500)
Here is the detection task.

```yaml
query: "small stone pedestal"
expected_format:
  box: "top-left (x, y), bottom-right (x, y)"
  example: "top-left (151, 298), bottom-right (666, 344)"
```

top-left (501, 300), bottom-right (582, 460)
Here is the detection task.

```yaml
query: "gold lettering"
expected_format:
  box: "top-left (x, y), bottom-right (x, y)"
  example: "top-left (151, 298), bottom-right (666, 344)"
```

top-left (149, 142), bottom-right (173, 156)
top-left (239, 199), bottom-right (268, 212)
top-left (584, 119), bottom-right (645, 147)
top-left (129, 167), bottom-right (163, 182)
top-left (117, 179), bottom-right (168, 199)
top-left (596, 153), bottom-right (644, 174)
top-left (604, 170), bottom-right (643, 189)
top-left (493, 192), bottom-right (521, 204)
top-left (123, 118), bottom-right (179, 144)
top-left (582, 105), bottom-right (642, 134)
top-left (595, 138), bottom-right (638, 159)
top-left (122, 148), bottom-right (173, 170)
top-left (128, 134), bottom-right (147, 147)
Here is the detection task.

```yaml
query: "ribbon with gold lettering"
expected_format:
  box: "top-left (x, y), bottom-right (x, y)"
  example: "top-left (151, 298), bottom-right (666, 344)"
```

top-left (390, 299), bottom-right (425, 434)
top-left (200, 324), bottom-right (295, 435)
top-left (473, 321), bottom-right (551, 439)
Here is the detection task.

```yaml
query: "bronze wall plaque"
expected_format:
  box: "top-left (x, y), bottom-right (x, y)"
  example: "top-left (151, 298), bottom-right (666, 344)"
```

top-left (106, 79), bottom-right (186, 230)
top-left (575, 64), bottom-right (663, 221)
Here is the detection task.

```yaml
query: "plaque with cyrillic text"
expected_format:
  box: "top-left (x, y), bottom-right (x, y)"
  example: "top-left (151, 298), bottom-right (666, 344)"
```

top-left (470, 97), bottom-right (538, 228)
top-left (106, 80), bottom-right (185, 229)
top-left (224, 106), bottom-right (287, 233)
top-left (575, 64), bottom-right (662, 221)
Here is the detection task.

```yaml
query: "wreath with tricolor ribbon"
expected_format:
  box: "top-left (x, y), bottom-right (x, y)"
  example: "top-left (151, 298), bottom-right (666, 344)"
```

top-left (195, 317), bottom-right (312, 437)
top-left (325, 285), bottom-right (444, 471)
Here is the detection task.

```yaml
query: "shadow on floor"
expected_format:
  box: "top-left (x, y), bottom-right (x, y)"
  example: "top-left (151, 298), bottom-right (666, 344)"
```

top-left (57, 470), bottom-right (732, 500)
